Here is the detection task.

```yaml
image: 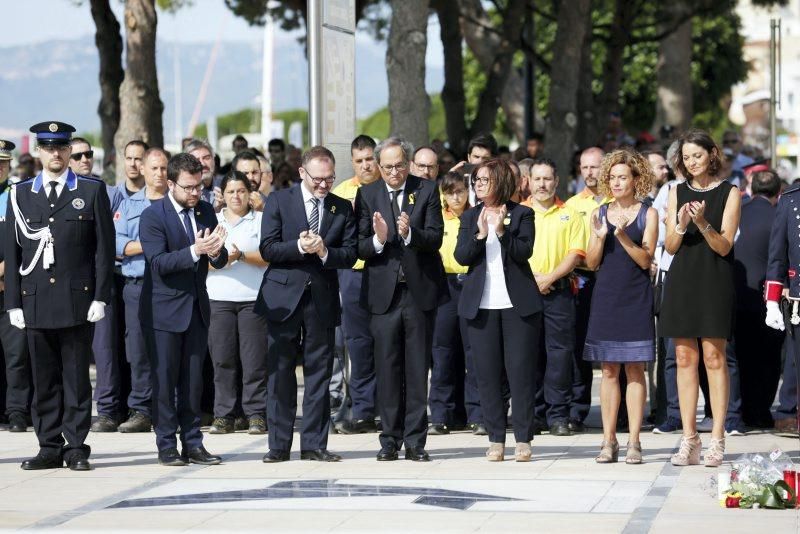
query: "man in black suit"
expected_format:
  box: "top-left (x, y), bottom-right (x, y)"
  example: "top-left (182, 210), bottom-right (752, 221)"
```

top-left (5, 121), bottom-right (115, 471)
top-left (139, 153), bottom-right (228, 466)
top-left (733, 170), bottom-right (784, 428)
top-left (256, 145), bottom-right (357, 462)
top-left (354, 136), bottom-right (447, 462)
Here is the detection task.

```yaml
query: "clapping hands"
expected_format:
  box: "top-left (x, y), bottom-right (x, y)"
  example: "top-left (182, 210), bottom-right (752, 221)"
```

top-left (299, 230), bottom-right (327, 257)
top-left (591, 211), bottom-right (608, 239)
top-left (195, 225), bottom-right (227, 257)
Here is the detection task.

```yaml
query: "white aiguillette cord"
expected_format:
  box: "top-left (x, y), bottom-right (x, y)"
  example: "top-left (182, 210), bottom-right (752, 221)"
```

top-left (792, 300), bottom-right (800, 326)
top-left (10, 185), bottom-right (54, 275)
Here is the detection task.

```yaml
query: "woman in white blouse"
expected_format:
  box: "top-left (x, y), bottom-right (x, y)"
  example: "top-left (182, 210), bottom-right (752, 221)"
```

top-left (207, 171), bottom-right (269, 435)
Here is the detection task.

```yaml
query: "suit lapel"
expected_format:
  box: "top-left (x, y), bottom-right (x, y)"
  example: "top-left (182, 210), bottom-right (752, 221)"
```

top-left (163, 197), bottom-right (191, 248)
top-left (376, 182), bottom-right (396, 241)
top-left (319, 195), bottom-right (334, 238)
top-left (49, 170), bottom-right (78, 215)
top-left (294, 186), bottom-right (310, 234)
top-left (401, 175), bottom-right (419, 217)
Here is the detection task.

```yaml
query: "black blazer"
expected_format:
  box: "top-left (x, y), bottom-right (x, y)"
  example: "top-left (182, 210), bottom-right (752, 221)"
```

top-left (734, 195), bottom-right (775, 312)
top-left (454, 201), bottom-right (542, 320)
top-left (255, 187), bottom-right (357, 326)
top-left (355, 174), bottom-right (448, 314)
top-left (139, 197), bottom-right (228, 332)
top-left (5, 170), bottom-right (115, 329)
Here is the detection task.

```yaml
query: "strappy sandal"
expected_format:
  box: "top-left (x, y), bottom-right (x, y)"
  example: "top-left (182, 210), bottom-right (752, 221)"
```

top-left (595, 440), bottom-right (619, 463)
top-left (671, 433), bottom-right (701, 466)
top-left (625, 442), bottom-right (642, 464)
top-left (704, 437), bottom-right (725, 467)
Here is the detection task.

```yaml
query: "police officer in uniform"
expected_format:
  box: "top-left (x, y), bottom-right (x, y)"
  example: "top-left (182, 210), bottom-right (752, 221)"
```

top-left (5, 122), bottom-right (115, 470)
top-left (0, 140), bottom-right (32, 432)
top-left (764, 182), bottom-right (800, 435)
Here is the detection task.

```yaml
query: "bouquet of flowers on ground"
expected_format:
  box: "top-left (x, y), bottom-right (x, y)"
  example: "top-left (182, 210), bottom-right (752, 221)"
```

top-left (719, 448), bottom-right (797, 509)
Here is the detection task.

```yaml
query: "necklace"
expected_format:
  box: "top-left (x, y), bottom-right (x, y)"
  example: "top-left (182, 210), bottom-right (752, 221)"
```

top-left (687, 179), bottom-right (722, 192)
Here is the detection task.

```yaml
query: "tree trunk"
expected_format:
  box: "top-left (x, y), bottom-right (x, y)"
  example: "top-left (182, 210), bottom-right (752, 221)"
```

top-left (576, 14), bottom-right (598, 150)
top-left (468, 0), bottom-right (527, 139)
top-left (90, 0), bottom-right (124, 165)
top-left (652, 13), bottom-right (693, 134)
top-left (387, 0), bottom-right (430, 148)
top-left (459, 0), bottom-right (525, 143)
top-left (434, 0), bottom-right (468, 157)
top-left (545, 0), bottom-right (592, 199)
top-left (594, 0), bottom-right (636, 137)
top-left (113, 0), bottom-right (164, 184)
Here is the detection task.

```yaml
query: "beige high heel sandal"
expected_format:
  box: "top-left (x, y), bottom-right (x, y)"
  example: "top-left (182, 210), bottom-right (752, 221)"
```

top-left (595, 440), bottom-right (619, 463)
top-left (625, 442), bottom-right (642, 464)
top-left (671, 433), bottom-right (701, 466)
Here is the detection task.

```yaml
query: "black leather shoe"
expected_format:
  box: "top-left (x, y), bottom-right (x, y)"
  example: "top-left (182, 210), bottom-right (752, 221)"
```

top-left (300, 449), bottom-right (342, 462)
top-left (468, 422), bottom-right (488, 436)
top-left (90, 415), bottom-right (118, 432)
top-left (119, 411), bottom-right (152, 433)
top-left (429, 423), bottom-right (450, 435)
top-left (20, 453), bottom-right (63, 470)
top-left (376, 444), bottom-right (398, 461)
top-left (262, 449), bottom-right (290, 463)
top-left (549, 420), bottom-right (572, 436)
top-left (182, 446), bottom-right (222, 465)
top-left (66, 456), bottom-right (91, 471)
top-left (338, 419), bottom-right (378, 434)
top-left (405, 447), bottom-right (431, 462)
top-left (568, 419), bottom-right (585, 433)
top-left (8, 413), bottom-right (27, 432)
top-left (158, 447), bottom-right (187, 466)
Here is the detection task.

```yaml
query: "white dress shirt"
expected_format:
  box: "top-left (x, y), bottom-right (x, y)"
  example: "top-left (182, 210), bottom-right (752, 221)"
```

top-left (479, 212), bottom-right (512, 309)
top-left (42, 170), bottom-right (68, 201)
top-left (168, 192), bottom-right (200, 262)
top-left (373, 181), bottom-right (412, 253)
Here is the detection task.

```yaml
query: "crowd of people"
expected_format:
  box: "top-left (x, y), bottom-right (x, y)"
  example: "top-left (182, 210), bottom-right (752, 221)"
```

top-left (0, 120), bottom-right (797, 470)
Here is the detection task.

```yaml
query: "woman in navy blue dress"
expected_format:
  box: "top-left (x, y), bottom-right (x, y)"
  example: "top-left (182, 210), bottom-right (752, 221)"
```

top-left (585, 150), bottom-right (658, 464)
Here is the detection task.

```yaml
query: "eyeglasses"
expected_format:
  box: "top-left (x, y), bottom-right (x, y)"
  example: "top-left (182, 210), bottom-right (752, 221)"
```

top-left (380, 163), bottom-right (407, 173)
top-left (302, 167), bottom-right (335, 185)
top-left (173, 182), bottom-right (202, 194)
top-left (471, 176), bottom-right (490, 185)
top-left (70, 150), bottom-right (94, 161)
top-left (414, 163), bottom-right (437, 171)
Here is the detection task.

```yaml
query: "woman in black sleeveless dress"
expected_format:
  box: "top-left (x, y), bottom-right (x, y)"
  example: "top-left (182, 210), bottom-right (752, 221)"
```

top-left (659, 130), bottom-right (741, 468)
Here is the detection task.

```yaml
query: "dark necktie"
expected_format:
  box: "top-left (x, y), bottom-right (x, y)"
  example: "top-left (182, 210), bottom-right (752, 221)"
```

top-left (48, 181), bottom-right (59, 206)
top-left (308, 197), bottom-right (319, 234)
top-left (390, 189), bottom-right (401, 234)
top-left (390, 190), bottom-right (406, 282)
top-left (181, 208), bottom-right (195, 245)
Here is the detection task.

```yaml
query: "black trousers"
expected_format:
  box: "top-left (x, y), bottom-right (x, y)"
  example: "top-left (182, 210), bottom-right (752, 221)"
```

top-left (147, 304), bottom-right (207, 452)
top-left (266, 291), bottom-right (335, 452)
top-left (535, 287), bottom-right (576, 425)
top-left (338, 269), bottom-right (376, 420)
top-left (370, 285), bottom-right (434, 450)
top-left (468, 308), bottom-right (541, 444)
top-left (123, 281), bottom-right (150, 416)
top-left (0, 311), bottom-right (31, 417)
top-left (734, 308), bottom-right (782, 426)
top-left (571, 272), bottom-right (595, 422)
top-left (209, 300), bottom-right (268, 419)
top-left (27, 324), bottom-right (93, 459)
top-left (91, 272), bottom-right (129, 420)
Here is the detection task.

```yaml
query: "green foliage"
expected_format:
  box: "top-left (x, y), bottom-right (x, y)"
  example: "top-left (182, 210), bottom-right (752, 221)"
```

top-left (156, 0), bottom-right (192, 13)
top-left (358, 94), bottom-right (447, 141)
top-left (194, 109), bottom-right (310, 147)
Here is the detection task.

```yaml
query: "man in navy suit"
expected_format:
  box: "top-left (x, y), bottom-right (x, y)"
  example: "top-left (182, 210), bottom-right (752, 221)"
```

top-left (354, 137), bottom-right (448, 462)
top-left (139, 153), bottom-right (228, 466)
top-left (733, 170), bottom-right (783, 428)
top-left (256, 146), bottom-right (357, 462)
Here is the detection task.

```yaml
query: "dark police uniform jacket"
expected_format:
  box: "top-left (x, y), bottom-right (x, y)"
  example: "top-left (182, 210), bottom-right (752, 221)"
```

top-left (766, 185), bottom-right (800, 301)
top-left (4, 170), bottom-right (114, 329)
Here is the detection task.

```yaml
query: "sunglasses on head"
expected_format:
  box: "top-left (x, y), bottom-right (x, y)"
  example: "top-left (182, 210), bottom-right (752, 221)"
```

top-left (70, 150), bottom-right (94, 161)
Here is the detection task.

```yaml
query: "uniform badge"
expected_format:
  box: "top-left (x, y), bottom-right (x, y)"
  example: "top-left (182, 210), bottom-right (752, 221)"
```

top-left (72, 198), bottom-right (85, 210)
top-left (49, 123), bottom-right (58, 133)
top-left (503, 216), bottom-right (511, 226)
top-left (560, 215), bottom-right (570, 222)
top-left (0, 141), bottom-right (5, 149)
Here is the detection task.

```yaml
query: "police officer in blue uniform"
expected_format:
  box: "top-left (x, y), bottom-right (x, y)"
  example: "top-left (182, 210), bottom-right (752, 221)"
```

top-left (764, 181), bottom-right (800, 435)
top-left (5, 122), bottom-right (115, 471)
top-left (0, 140), bottom-right (32, 432)
top-left (114, 147), bottom-right (169, 433)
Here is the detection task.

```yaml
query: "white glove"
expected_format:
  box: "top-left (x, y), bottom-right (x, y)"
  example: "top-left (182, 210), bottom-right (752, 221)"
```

top-left (765, 300), bottom-right (785, 331)
top-left (7, 308), bottom-right (25, 330)
top-left (86, 301), bottom-right (106, 323)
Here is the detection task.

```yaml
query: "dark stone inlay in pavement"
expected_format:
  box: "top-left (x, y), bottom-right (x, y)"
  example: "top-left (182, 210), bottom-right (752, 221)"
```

top-left (108, 479), bottom-right (523, 511)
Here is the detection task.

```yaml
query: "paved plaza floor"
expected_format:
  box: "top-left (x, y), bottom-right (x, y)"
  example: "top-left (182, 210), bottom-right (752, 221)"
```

top-left (0, 375), bottom-right (798, 532)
